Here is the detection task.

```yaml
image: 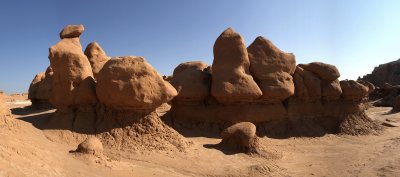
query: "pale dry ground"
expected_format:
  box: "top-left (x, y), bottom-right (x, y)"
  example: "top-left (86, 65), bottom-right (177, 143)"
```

top-left (1, 95), bottom-right (400, 177)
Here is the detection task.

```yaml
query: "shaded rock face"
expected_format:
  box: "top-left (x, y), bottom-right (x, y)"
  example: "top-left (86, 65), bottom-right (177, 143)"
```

top-left (84, 42), bottom-right (109, 78)
top-left (28, 67), bottom-right (54, 108)
top-left (211, 28), bottom-right (262, 104)
top-left (293, 62), bottom-right (343, 102)
top-left (170, 61), bottom-right (211, 103)
top-left (220, 122), bottom-right (259, 153)
top-left (96, 56), bottom-right (177, 112)
top-left (360, 59), bottom-right (400, 87)
top-left (49, 25), bottom-right (98, 109)
top-left (392, 95), bottom-right (400, 112)
top-left (340, 80), bottom-right (369, 101)
top-left (293, 66), bottom-right (322, 102)
top-left (370, 83), bottom-right (400, 107)
top-left (248, 36), bottom-right (296, 103)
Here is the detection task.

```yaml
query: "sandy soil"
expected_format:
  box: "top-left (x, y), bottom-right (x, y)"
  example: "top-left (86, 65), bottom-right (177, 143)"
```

top-left (1, 95), bottom-right (400, 177)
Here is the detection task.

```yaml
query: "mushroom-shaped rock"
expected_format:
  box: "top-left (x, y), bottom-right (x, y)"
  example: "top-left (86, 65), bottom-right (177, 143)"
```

top-left (299, 62), bottom-right (340, 81)
top-left (96, 56), bottom-right (177, 111)
top-left (293, 66), bottom-right (321, 101)
top-left (49, 25), bottom-right (97, 109)
top-left (248, 36), bottom-right (296, 102)
top-left (220, 122), bottom-right (259, 152)
top-left (75, 137), bottom-right (103, 155)
top-left (59, 24), bottom-right (84, 39)
top-left (321, 79), bottom-right (342, 101)
top-left (211, 28), bottom-right (262, 104)
top-left (170, 61), bottom-right (211, 102)
top-left (84, 42), bottom-right (110, 78)
top-left (340, 80), bottom-right (369, 100)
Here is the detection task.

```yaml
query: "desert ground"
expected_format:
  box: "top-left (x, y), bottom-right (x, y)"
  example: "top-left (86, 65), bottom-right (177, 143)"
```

top-left (0, 94), bottom-right (399, 177)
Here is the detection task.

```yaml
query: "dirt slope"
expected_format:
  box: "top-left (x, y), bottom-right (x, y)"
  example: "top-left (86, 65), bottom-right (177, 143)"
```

top-left (1, 95), bottom-right (400, 177)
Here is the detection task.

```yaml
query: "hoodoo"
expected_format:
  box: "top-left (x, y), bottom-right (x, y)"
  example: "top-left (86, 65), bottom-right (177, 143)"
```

top-left (49, 24), bottom-right (98, 109)
top-left (84, 42), bottom-right (110, 79)
top-left (248, 36), bottom-right (296, 103)
top-left (169, 28), bottom-right (379, 137)
top-left (43, 25), bottom-right (188, 153)
top-left (211, 28), bottom-right (262, 104)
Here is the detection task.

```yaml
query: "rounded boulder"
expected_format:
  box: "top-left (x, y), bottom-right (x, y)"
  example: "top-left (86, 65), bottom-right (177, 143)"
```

top-left (96, 56), bottom-right (177, 111)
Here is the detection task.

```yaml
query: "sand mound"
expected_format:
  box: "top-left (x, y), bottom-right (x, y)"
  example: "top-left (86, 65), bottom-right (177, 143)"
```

top-left (95, 109), bottom-right (191, 153)
top-left (0, 97), bottom-right (20, 131)
top-left (42, 106), bottom-right (191, 153)
top-left (338, 113), bottom-right (383, 135)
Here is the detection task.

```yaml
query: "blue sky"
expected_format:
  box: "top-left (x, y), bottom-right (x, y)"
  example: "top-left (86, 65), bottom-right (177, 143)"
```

top-left (1, 0), bottom-right (400, 93)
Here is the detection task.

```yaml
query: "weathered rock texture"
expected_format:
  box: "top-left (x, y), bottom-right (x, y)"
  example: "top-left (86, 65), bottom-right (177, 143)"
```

top-left (299, 62), bottom-right (340, 81)
top-left (360, 59), bottom-right (400, 87)
top-left (392, 95), bottom-right (400, 112)
top-left (49, 25), bottom-right (97, 109)
top-left (220, 122), bottom-right (259, 153)
top-left (211, 28), bottom-right (262, 104)
top-left (84, 42), bottom-right (109, 78)
top-left (169, 28), bottom-right (378, 137)
top-left (28, 67), bottom-right (54, 108)
top-left (96, 56), bottom-right (177, 112)
top-left (248, 36), bottom-right (296, 103)
top-left (170, 61), bottom-right (211, 103)
top-left (60, 24), bottom-right (84, 39)
top-left (340, 80), bottom-right (369, 101)
top-left (43, 25), bottom-right (188, 153)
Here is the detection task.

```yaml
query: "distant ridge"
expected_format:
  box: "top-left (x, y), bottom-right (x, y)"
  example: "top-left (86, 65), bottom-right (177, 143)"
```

top-left (359, 58), bottom-right (400, 87)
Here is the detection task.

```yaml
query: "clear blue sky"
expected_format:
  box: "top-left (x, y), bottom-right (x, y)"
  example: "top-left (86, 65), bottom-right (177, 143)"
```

top-left (1, 0), bottom-right (400, 93)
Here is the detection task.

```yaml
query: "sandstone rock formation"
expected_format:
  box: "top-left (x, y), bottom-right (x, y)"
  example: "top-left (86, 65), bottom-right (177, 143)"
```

top-left (28, 67), bottom-right (53, 108)
top-left (392, 95), bottom-right (400, 112)
top-left (299, 62), bottom-right (340, 81)
top-left (169, 28), bottom-right (378, 137)
top-left (170, 61), bottom-right (211, 103)
top-left (84, 42), bottom-right (109, 78)
top-left (96, 56), bottom-right (177, 112)
top-left (43, 25), bottom-right (189, 153)
top-left (370, 83), bottom-right (400, 107)
top-left (293, 66), bottom-right (322, 101)
top-left (60, 24), bottom-right (84, 39)
top-left (321, 79), bottom-right (342, 101)
top-left (211, 28), bottom-right (262, 104)
top-left (49, 24), bottom-right (97, 109)
top-left (248, 36), bottom-right (296, 102)
top-left (340, 80), bottom-right (369, 101)
top-left (75, 137), bottom-right (103, 155)
top-left (220, 122), bottom-right (259, 153)
top-left (359, 59), bottom-right (400, 87)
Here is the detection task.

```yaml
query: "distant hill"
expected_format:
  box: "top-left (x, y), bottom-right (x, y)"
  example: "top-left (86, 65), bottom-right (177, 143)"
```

top-left (359, 59), bottom-right (400, 87)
